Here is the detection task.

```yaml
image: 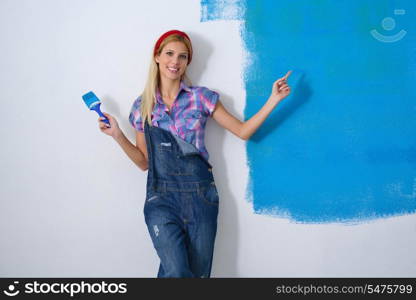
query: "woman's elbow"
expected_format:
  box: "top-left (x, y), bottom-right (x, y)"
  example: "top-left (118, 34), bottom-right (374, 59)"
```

top-left (238, 126), bottom-right (250, 140)
top-left (239, 134), bottom-right (249, 141)
top-left (138, 159), bottom-right (149, 171)
top-left (237, 122), bottom-right (249, 140)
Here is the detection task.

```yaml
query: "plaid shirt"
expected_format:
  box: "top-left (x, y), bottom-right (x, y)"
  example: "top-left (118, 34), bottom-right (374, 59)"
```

top-left (129, 81), bottom-right (219, 161)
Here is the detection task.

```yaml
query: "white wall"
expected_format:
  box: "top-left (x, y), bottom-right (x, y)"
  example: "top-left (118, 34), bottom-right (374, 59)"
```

top-left (0, 0), bottom-right (415, 277)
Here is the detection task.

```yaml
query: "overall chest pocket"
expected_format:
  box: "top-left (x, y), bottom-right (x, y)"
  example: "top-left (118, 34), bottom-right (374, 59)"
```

top-left (183, 110), bottom-right (204, 131)
top-left (156, 139), bottom-right (195, 176)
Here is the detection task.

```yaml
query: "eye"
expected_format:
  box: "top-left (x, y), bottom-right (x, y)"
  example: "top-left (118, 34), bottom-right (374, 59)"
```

top-left (179, 54), bottom-right (188, 60)
top-left (166, 51), bottom-right (173, 56)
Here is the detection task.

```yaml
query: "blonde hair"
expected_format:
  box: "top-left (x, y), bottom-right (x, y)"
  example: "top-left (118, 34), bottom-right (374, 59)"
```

top-left (140, 34), bottom-right (193, 128)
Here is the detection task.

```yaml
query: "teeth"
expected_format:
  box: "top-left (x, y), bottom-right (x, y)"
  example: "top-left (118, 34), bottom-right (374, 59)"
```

top-left (168, 67), bottom-right (178, 72)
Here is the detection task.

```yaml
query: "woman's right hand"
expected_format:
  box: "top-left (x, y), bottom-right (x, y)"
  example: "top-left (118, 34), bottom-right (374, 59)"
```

top-left (98, 112), bottom-right (121, 139)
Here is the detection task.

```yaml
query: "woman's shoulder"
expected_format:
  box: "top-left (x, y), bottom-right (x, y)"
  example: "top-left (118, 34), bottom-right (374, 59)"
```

top-left (133, 94), bottom-right (143, 103)
top-left (187, 85), bottom-right (219, 116)
top-left (130, 95), bottom-right (142, 110)
top-left (188, 85), bottom-right (219, 100)
top-left (188, 85), bottom-right (215, 93)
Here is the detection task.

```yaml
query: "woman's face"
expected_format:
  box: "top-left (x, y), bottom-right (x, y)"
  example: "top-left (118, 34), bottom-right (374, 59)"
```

top-left (155, 41), bottom-right (189, 82)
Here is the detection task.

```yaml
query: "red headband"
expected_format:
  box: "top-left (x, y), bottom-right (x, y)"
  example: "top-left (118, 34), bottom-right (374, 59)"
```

top-left (153, 30), bottom-right (192, 64)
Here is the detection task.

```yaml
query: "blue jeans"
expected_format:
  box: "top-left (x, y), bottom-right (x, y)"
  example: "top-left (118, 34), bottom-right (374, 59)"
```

top-left (143, 122), bottom-right (219, 278)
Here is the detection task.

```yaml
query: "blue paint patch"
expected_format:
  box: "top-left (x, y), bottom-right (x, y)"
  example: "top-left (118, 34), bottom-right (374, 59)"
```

top-left (201, 0), bottom-right (416, 224)
top-left (200, 0), bottom-right (245, 22)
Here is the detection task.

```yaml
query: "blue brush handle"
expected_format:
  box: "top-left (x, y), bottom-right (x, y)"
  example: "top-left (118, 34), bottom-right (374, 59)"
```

top-left (91, 103), bottom-right (111, 127)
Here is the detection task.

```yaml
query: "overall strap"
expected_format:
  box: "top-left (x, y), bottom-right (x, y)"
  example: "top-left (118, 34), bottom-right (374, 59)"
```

top-left (143, 121), bottom-right (155, 175)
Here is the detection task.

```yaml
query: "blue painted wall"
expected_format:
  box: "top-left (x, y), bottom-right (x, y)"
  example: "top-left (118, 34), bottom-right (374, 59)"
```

top-left (201, 0), bottom-right (416, 223)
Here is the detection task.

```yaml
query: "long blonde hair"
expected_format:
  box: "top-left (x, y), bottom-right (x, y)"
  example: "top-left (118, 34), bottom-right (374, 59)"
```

top-left (140, 34), bottom-right (193, 128)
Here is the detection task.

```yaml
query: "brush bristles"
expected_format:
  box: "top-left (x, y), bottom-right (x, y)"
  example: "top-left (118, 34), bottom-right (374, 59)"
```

top-left (88, 100), bottom-right (100, 109)
top-left (82, 91), bottom-right (101, 109)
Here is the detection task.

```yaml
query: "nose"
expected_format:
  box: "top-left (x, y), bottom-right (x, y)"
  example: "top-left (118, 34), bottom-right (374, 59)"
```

top-left (172, 55), bottom-right (179, 64)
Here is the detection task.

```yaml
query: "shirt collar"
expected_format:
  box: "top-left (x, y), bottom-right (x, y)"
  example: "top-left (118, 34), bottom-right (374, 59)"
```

top-left (180, 80), bottom-right (192, 93)
top-left (155, 80), bottom-right (192, 104)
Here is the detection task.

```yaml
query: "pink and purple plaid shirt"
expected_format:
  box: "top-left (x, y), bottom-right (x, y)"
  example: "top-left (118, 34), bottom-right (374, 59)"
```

top-left (129, 81), bottom-right (219, 161)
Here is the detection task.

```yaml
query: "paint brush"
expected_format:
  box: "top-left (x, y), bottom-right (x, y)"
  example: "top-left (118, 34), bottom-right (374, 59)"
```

top-left (82, 91), bottom-right (111, 127)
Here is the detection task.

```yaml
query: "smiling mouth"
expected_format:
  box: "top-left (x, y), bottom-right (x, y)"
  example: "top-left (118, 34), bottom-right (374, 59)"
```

top-left (167, 67), bottom-right (179, 74)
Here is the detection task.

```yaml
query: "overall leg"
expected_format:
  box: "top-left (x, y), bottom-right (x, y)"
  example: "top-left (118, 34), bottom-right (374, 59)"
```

top-left (144, 192), bottom-right (194, 278)
top-left (186, 184), bottom-right (219, 278)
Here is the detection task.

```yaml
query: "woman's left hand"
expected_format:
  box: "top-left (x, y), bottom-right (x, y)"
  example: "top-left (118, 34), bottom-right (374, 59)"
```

top-left (270, 70), bottom-right (292, 103)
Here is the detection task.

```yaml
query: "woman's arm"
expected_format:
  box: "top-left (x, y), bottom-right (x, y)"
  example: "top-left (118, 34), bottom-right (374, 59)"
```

top-left (212, 71), bottom-right (292, 140)
top-left (99, 113), bottom-right (148, 171)
top-left (113, 131), bottom-right (149, 171)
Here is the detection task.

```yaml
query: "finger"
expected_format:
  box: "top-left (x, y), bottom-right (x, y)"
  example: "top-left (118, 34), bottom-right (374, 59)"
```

top-left (277, 79), bottom-right (288, 87)
top-left (276, 70), bottom-right (291, 82)
top-left (100, 125), bottom-right (110, 131)
top-left (99, 116), bottom-right (111, 125)
top-left (283, 70), bottom-right (292, 80)
top-left (99, 121), bottom-right (110, 128)
top-left (98, 117), bottom-right (109, 123)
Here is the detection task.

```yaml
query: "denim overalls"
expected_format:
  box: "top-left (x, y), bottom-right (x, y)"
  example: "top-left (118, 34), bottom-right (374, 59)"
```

top-left (143, 121), bottom-right (219, 278)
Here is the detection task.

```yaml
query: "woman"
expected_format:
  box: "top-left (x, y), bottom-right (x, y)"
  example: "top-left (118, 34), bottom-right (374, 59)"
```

top-left (98, 29), bottom-right (291, 278)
